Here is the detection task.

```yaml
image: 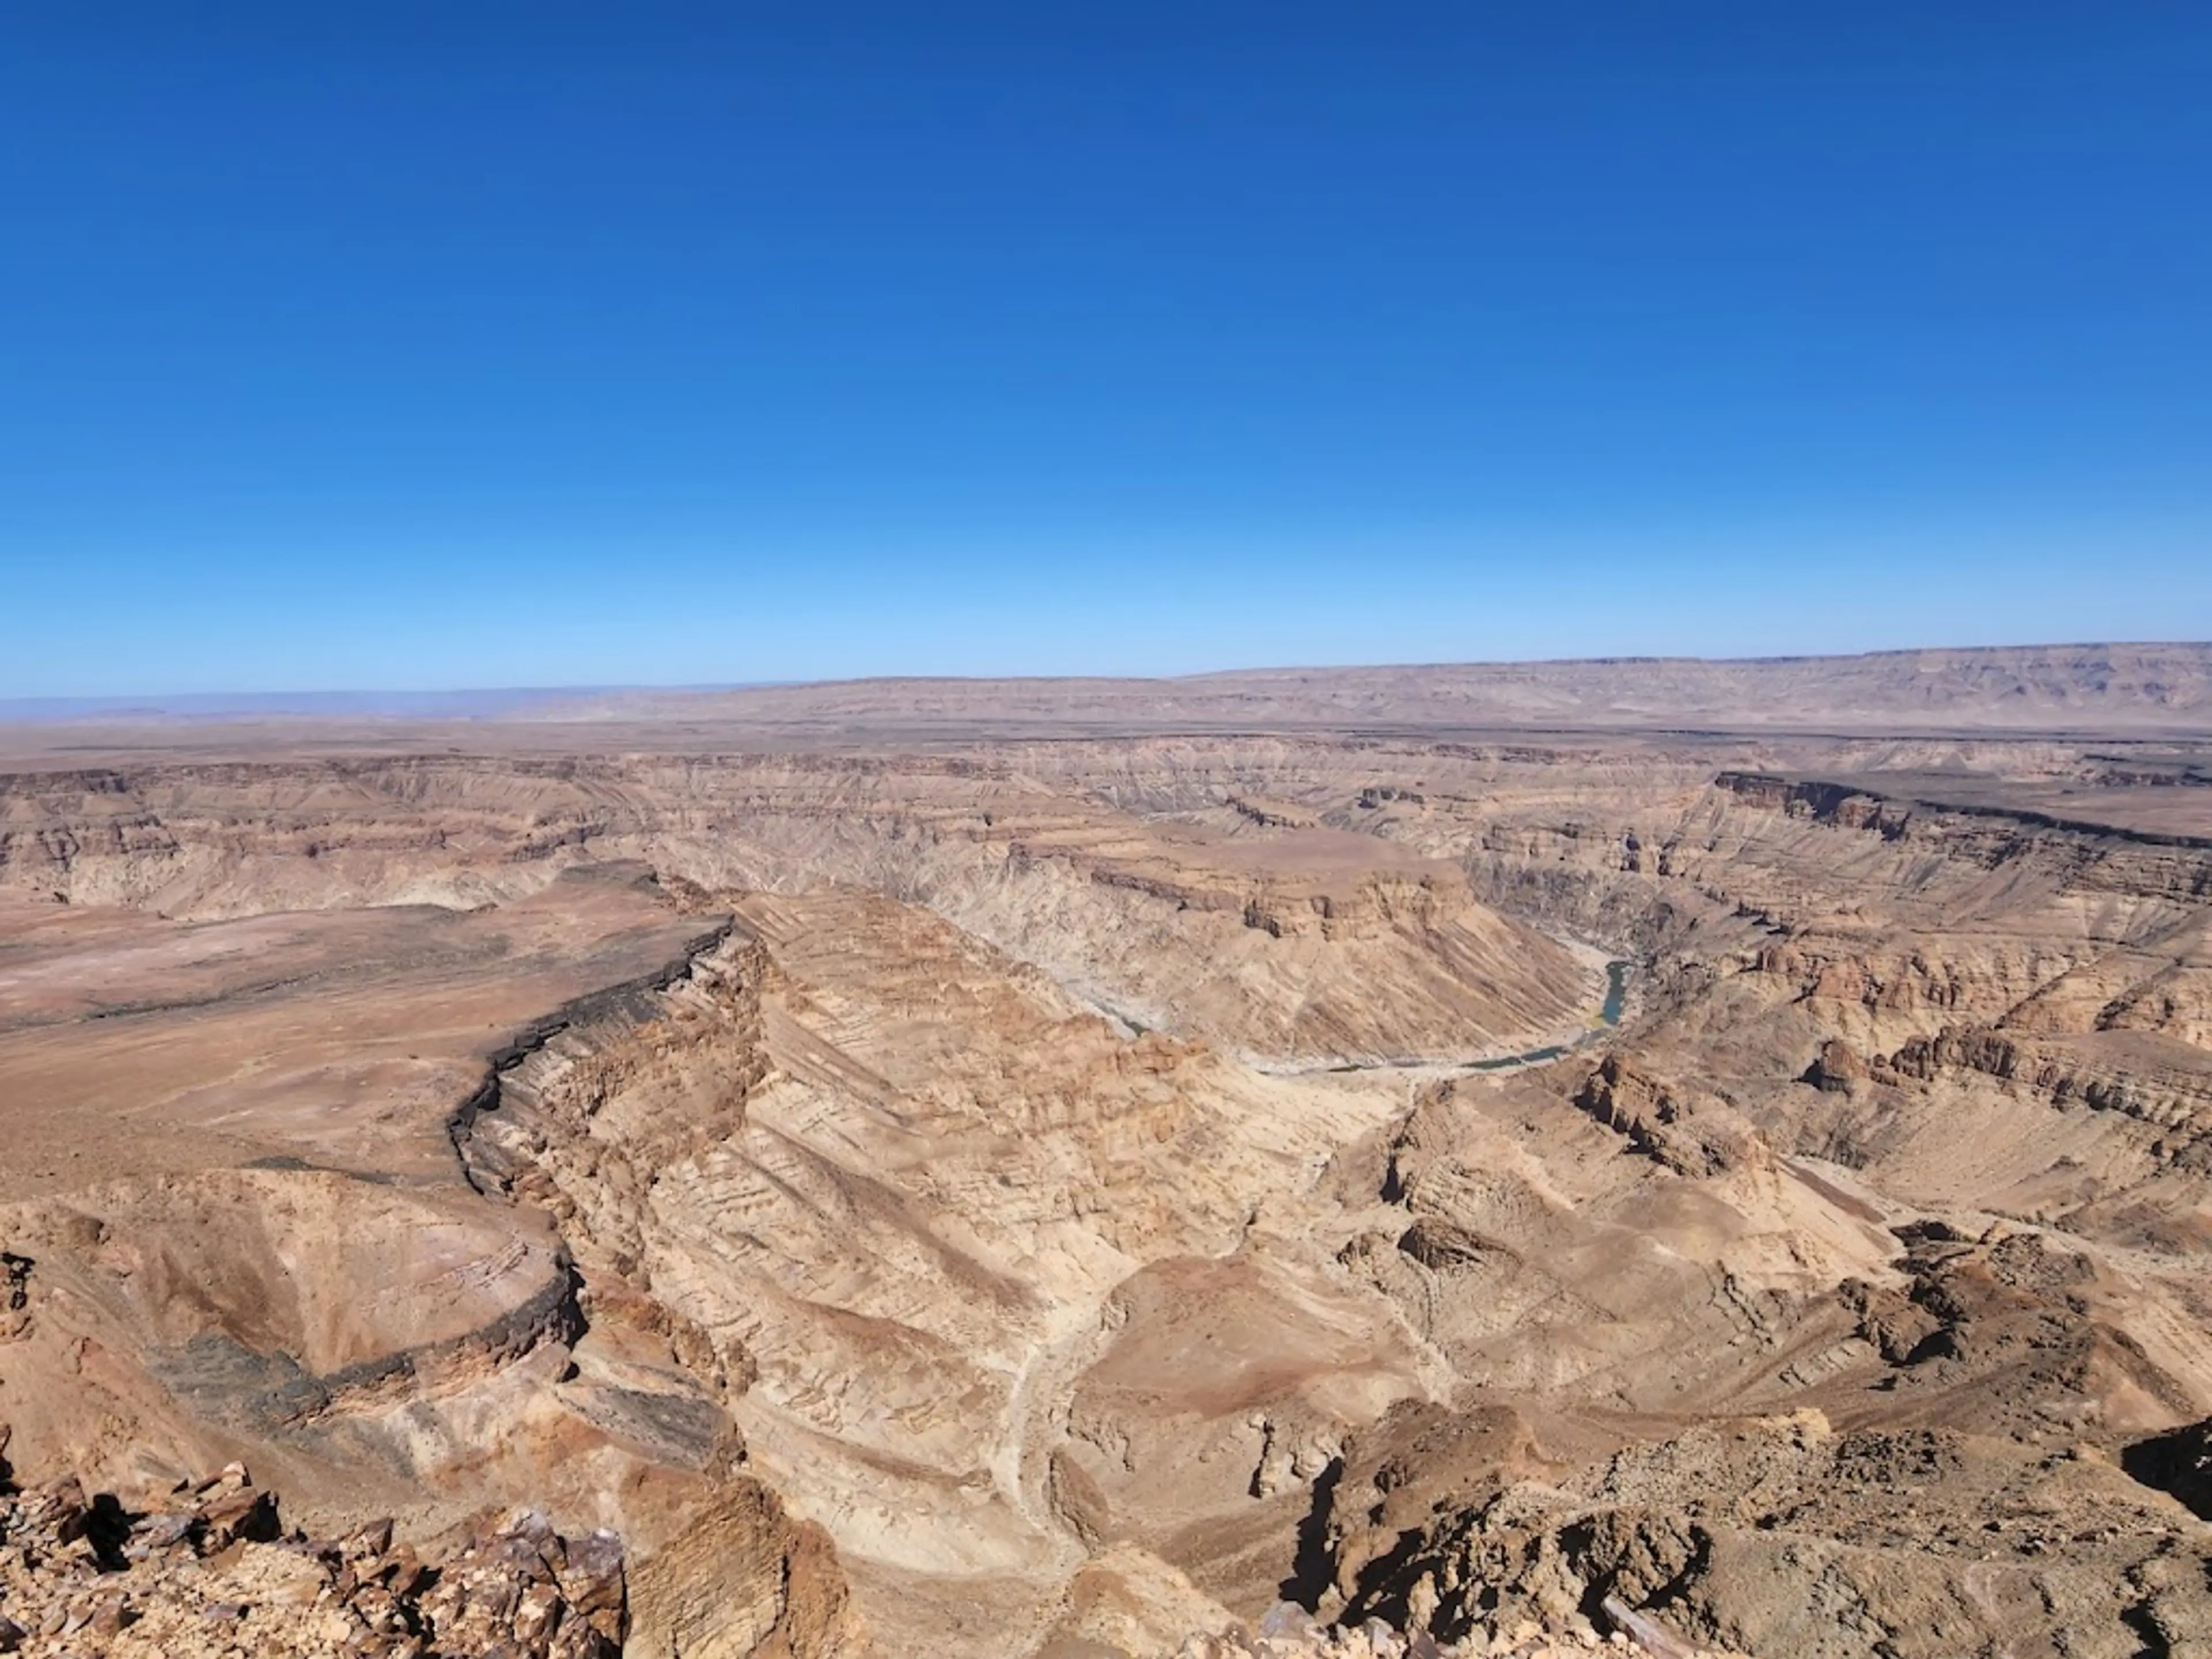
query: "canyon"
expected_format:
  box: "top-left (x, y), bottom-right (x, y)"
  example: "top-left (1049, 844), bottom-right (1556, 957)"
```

top-left (2, 646), bottom-right (2211, 1657)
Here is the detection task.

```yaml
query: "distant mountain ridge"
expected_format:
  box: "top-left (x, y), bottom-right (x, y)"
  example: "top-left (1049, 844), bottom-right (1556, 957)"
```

top-left (5, 643), bottom-right (2210, 734)
top-left (595, 641), bottom-right (2212, 734)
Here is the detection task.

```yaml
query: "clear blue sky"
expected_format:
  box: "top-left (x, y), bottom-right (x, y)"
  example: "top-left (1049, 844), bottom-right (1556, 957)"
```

top-left (3, 3), bottom-right (2207, 695)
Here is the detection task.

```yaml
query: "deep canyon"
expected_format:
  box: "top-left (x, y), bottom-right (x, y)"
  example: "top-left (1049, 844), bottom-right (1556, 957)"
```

top-left (3, 645), bottom-right (2211, 1657)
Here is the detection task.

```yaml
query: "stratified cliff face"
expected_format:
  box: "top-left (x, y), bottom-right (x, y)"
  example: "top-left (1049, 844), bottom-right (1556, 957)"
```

top-left (1, 719), bottom-right (2210, 1657)
top-left (0, 750), bottom-right (1603, 1066)
top-left (1259, 758), bottom-right (2212, 1657)
top-left (0, 864), bottom-right (868, 1659)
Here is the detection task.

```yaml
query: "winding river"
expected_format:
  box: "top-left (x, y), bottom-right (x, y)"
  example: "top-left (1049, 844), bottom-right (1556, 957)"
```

top-left (1324, 957), bottom-right (1632, 1076)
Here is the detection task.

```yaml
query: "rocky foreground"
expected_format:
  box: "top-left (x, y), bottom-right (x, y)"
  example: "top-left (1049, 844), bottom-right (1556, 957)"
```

top-left (0, 1427), bottom-right (624, 1658)
top-left (1177, 1600), bottom-right (1750, 1659)
top-left (1, 1420), bottom-right (1767, 1659)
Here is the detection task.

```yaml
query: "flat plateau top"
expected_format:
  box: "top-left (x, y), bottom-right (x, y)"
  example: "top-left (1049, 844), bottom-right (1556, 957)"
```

top-left (6, 643), bottom-right (2212, 764)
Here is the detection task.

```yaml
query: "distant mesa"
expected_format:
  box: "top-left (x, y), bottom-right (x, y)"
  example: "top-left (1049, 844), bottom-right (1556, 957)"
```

top-left (7, 642), bottom-right (2209, 737)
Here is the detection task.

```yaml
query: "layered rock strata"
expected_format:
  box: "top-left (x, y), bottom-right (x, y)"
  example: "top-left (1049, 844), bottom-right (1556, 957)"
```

top-left (1, 721), bottom-right (2210, 1655)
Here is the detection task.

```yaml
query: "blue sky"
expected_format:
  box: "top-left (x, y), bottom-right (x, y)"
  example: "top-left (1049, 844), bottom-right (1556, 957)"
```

top-left (3, 3), bottom-right (2207, 695)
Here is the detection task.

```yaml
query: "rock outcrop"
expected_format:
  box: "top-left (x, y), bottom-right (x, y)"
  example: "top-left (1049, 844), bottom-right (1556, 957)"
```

top-left (0, 1442), bottom-right (626, 1658)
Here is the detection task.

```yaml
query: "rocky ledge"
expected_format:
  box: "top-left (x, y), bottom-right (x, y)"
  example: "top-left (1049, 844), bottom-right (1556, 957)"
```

top-left (1179, 1600), bottom-right (1751, 1659)
top-left (0, 1426), bottom-right (624, 1658)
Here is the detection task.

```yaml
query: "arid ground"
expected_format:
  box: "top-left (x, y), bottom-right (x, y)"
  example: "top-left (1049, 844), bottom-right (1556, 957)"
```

top-left (4, 644), bottom-right (2212, 1658)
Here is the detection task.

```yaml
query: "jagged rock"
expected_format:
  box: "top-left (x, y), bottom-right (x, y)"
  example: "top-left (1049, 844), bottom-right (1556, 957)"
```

top-left (198, 1484), bottom-right (281, 1549)
top-left (339, 1516), bottom-right (396, 1559)
top-left (1572, 1056), bottom-right (1767, 1176)
top-left (1179, 1597), bottom-right (1753, 1656)
top-left (1801, 1037), bottom-right (1866, 1093)
top-left (1838, 1278), bottom-right (1942, 1365)
top-left (0, 1456), bottom-right (632, 1659)
top-left (88, 1594), bottom-right (135, 1636)
top-left (1, 1253), bottom-right (30, 1341)
top-left (24, 1474), bottom-right (89, 1543)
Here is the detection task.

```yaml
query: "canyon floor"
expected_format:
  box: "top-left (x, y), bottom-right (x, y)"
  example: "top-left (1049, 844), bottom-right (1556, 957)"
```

top-left (3, 646), bottom-right (2212, 1658)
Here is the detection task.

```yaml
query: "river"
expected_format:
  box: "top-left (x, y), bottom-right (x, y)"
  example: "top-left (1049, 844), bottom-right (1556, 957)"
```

top-left (1323, 957), bottom-right (1631, 1076)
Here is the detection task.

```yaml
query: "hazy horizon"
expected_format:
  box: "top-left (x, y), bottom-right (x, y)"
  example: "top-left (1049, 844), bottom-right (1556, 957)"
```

top-left (7, 638), bottom-right (2212, 724)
